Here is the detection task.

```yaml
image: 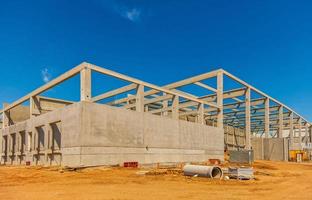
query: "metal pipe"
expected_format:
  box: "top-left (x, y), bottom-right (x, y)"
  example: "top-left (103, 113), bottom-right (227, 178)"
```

top-left (183, 165), bottom-right (223, 179)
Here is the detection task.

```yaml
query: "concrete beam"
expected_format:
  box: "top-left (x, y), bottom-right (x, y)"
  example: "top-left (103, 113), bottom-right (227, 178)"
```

top-left (0, 63), bottom-right (85, 114)
top-left (88, 63), bottom-right (219, 109)
top-left (222, 69), bottom-right (310, 125)
top-left (92, 83), bottom-right (137, 102)
top-left (194, 82), bottom-right (217, 93)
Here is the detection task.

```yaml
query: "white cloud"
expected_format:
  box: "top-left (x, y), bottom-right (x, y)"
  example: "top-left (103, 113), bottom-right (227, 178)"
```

top-left (114, 4), bottom-right (141, 22)
top-left (124, 8), bottom-right (141, 22)
top-left (41, 68), bottom-right (51, 83)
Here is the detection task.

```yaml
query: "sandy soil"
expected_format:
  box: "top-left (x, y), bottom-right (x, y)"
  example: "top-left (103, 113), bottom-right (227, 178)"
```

top-left (0, 160), bottom-right (312, 200)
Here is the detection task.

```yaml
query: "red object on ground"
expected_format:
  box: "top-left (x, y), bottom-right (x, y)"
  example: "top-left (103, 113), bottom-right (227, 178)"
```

top-left (123, 162), bottom-right (138, 168)
top-left (26, 161), bottom-right (31, 166)
top-left (209, 159), bottom-right (221, 165)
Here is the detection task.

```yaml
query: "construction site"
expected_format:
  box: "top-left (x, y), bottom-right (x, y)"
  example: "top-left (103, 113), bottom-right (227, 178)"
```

top-left (0, 62), bottom-right (312, 199)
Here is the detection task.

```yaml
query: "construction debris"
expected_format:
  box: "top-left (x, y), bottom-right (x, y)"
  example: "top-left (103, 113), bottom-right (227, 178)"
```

top-left (228, 167), bottom-right (254, 180)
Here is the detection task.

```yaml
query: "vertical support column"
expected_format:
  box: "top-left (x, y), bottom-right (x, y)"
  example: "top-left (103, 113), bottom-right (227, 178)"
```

top-left (17, 132), bottom-right (21, 156)
top-left (135, 84), bottom-right (144, 112)
top-left (162, 93), bottom-right (168, 116)
top-left (298, 118), bottom-right (302, 149)
top-left (3, 111), bottom-right (10, 128)
top-left (289, 112), bottom-right (294, 148)
top-left (305, 123), bottom-right (309, 144)
top-left (30, 96), bottom-right (41, 117)
top-left (245, 87), bottom-right (251, 150)
top-left (0, 131), bottom-right (2, 162)
top-left (26, 132), bottom-right (30, 152)
top-left (33, 127), bottom-right (37, 157)
top-left (80, 67), bottom-right (92, 102)
top-left (3, 104), bottom-right (10, 128)
top-left (278, 105), bottom-right (284, 138)
top-left (8, 134), bottom-right (13, 164)
top-left (264, 97), bottom-right (270, 138)
top-left (198, 103), bottom-right (204, 125)
top-left (217, 71), bottom-right (223, 129)
top-left (309, 125), bottom-right (312, 143)
top-left (45, 124), bottom-right (53, 166)
top-left (32, 129), bottom-right (35, 153)
top-left (172, 95), bottom-right (179, 120)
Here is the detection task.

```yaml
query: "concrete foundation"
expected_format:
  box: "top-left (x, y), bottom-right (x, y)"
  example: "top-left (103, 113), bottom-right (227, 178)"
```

top-left (1, 101), bottom-right (224, 167)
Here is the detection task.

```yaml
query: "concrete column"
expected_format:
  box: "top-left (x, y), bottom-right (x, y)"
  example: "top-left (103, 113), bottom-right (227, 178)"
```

top-left (8, 135), bottom-right (11, 155)
top-left (30, 96), bottom-right (41, 117)
top-left (310, 126), bottom-right (312, 143)
top-left (298, 118), bottom-right (302, 149)
top-left (135, 84), bottom-right (144, 112)
top-left (0, 133), bottom-right (2, 162)
top-left (162, 96), bottom-right (168, 116)
top-left (217, 71), bottom-right (223, 129)
top-left (33, 128), bottom-right (38, 165)
top-left (278, 105), bottom-right (284, 138)
top-left (3, 103), bottom-right (10, 128)
top-left (172, 95), bottom-right (179, 120)
top-left (17, 132), bottom-right (21, 154)
top-left (26, 132), bottom-right (30, 152)
top-left (289, 112), bottom-right (294, 147)
top-left (45, 124), bottom-right (53, 165)
top-left (33, 128), bottom-right (38, 152)
top-left (198, 103), bottom-right (204, 125)
top-left (264, 98), bottom-right (270, 138)
top-left (245, 87), bottom-right (251, 150)
top-left (304, 123), bottom-right (309, 144)
top-left (80, 67), bottom-right (92, 101)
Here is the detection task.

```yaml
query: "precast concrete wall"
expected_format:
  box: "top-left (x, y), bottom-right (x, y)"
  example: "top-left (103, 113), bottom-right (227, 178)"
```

top-left (0, 103), bottom-right (81, 166)
top-left (251, 138), bottom-right (288, 161)
top-left (224, 125), bottom-right (245, 150)
top-left (66, 102), bottom-right (224, 167)
top-left (1, 102), bottom-right (224, 167)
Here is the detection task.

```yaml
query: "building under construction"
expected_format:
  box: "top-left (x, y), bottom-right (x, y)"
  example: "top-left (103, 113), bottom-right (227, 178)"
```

top-left (0, 62), bottom-right (311, 167)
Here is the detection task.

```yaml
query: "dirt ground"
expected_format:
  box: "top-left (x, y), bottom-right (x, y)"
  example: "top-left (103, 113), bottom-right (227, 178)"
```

top-left (0, 160), bottom-right (312, 200)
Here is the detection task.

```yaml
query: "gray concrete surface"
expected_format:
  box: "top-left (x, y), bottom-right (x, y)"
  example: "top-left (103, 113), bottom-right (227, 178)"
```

top-left (1, 102), bottom-right (224, 167)
top-left (252, 138), bottom-right (289, 161)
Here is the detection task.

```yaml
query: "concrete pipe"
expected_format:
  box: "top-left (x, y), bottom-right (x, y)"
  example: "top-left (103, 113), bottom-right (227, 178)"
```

top-left (183, 165), bottom-right (223, 179)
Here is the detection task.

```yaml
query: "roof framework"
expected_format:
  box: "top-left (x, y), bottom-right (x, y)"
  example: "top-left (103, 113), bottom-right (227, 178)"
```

top-left (1, 62), bottom-right (311, 150)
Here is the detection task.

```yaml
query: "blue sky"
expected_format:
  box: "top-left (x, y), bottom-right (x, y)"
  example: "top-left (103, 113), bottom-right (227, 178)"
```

top-left (0, 0), bottom-right (311, 121)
